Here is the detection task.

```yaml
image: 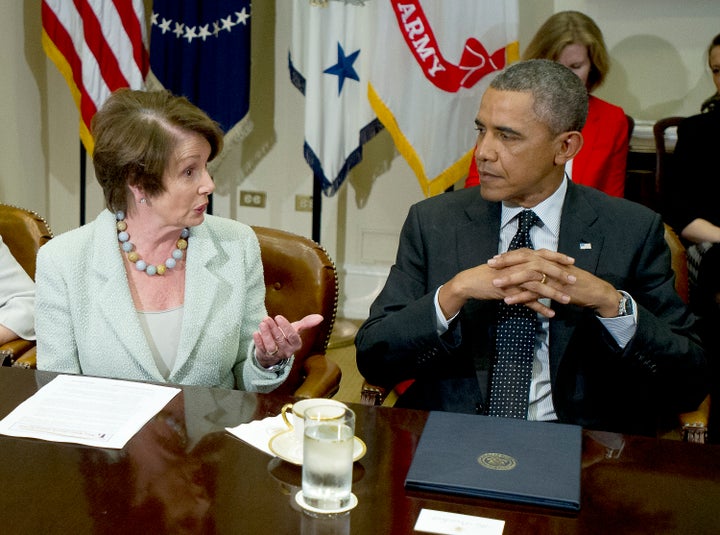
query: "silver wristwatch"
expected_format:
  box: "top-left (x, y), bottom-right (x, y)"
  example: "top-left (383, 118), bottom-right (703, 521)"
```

top-left (617, 292), bottom-right (634, 317)
top-left (264, 358), bottom-right (290, 375)
top-left (253, 353), bottom-right (290, 375)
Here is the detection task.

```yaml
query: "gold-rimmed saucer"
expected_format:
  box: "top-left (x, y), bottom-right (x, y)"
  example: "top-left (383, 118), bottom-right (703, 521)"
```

top-left (268, 430), bottom-right (366, 465)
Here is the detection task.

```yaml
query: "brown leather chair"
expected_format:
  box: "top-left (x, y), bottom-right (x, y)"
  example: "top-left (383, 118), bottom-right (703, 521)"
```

top-left (664, 223), bottom-right (711, 442)
top-left (653, 116), bottom-right (685, 215)
top-left (0, 204), bottom-right (53, 280)
top-left (0, 204), bottom-right (53, 367)
top-left (664, 223), bottom-right (689, 304)
top-left (252, 226), bottom-right (341, 398)
top-left (18, 224), bottom-right (342, 398)
top-left (362, 225), bottom-right (709, 442)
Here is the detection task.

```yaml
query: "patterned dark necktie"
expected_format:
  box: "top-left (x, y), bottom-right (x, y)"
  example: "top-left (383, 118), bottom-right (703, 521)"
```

top-left (488, 209), bottom-right (540, 419)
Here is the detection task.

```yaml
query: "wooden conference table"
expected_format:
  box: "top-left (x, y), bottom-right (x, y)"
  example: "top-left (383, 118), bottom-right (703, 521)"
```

top-left (0, 367), bottom-right (718, 534)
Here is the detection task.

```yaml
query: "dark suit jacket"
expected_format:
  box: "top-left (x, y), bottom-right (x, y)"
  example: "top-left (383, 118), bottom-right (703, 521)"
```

top-left (355, 181), bottom-right (707, 435)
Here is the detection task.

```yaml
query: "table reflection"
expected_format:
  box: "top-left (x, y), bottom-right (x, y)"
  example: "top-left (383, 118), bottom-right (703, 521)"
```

top-left (300, 510), bottom-right (351, 535)
top-left (582, 429), bottom-right (626, 468)
top-left (266, 457), bottom-right (352, 532)
top-left (80, 392), bottom-right (214, 534)
top-left (266, 455), bottom-right (366, 516)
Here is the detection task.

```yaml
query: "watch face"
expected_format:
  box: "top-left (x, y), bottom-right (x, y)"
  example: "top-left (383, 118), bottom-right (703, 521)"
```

top-left (617, 296), bottom-right (626, 316)
top-left (619, 295), bottom-right (632, 316)
top-left (268, 359), bottom-right (289, 372)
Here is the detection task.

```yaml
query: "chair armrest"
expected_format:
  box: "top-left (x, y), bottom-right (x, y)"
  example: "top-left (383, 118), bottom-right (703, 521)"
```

top-left (679, 395), bottom-right (711, 443)
top-left (0, 338), bottom-right (35, 366)
top-left (293, 354), bottom-right (342, 399)
top-left (12, 345), bottom-right (37, 369)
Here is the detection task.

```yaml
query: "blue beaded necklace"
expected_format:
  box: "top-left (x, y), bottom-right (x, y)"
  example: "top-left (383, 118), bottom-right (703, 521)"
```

top-left (115, 211), bottom-right (189, 276)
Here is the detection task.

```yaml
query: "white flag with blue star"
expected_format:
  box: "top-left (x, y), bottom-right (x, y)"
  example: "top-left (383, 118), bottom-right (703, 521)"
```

top-left (289, 0), bottom-right (382, 196)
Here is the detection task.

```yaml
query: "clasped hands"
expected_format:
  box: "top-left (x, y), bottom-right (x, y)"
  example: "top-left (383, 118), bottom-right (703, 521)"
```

top-left (439, 248), bottom-right (621, 320)
top-left (253, 314), bottom-right (324, 368)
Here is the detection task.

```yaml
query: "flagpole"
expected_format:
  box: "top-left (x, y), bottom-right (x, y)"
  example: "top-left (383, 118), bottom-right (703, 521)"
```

top-left (80, 142), bottom-right (86, 226)
top-left (315, 171), bottom-right (359, 348)
top-left (312, 172), bottom-right (322, 243)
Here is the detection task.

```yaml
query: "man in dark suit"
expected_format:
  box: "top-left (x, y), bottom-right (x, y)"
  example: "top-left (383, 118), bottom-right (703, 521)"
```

top-left (355, 59), bottom-right (707, 436)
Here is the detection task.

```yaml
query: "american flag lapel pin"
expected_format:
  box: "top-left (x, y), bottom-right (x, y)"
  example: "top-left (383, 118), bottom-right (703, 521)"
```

top-left (579, 242), bottom-right (592, 250)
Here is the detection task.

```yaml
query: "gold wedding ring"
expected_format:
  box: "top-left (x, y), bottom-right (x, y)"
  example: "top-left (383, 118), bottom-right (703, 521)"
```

top-left (540, 273), bottom-right (547, 284)
top-left (269, 347), bottom-right (279, 356)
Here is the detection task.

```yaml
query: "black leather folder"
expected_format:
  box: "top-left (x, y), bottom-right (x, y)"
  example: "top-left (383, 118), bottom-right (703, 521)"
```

top-left (405, 411), bottom-right (582, 511)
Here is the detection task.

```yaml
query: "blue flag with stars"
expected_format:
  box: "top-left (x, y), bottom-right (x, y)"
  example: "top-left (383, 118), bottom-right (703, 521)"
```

top-left (289, 0), bottom-right (382, 196)
top-left (149, 1), bottom-right (252, 143)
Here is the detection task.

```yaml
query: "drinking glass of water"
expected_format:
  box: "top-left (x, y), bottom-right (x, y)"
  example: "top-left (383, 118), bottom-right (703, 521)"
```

top-left (301, 404), bottom-right (356, 512)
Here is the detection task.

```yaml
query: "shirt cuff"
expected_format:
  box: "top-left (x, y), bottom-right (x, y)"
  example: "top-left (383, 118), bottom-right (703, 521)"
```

top-left (434, 286), bottom-right (458, 335)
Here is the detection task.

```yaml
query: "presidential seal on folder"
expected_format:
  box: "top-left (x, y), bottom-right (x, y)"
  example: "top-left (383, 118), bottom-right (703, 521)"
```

top-left (405, 412), bottom-right (582, 511)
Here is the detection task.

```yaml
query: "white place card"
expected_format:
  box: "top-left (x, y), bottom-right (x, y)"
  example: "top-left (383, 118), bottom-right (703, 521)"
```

top-left (414, 509), bottom-right (504, 535)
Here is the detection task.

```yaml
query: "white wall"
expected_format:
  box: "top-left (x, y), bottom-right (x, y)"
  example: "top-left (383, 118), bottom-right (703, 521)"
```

top-left (0, 2), bottom-right (48, 220)
top-left (554, 0), bottom-right (720, 120)
top-left (3, 0), bottom-right (720, 321)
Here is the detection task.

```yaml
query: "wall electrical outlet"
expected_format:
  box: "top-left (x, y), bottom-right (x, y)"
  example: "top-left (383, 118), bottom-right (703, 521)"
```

top-left (295, 195), bottom-right (313, 212)
top-left (239, 190), bottom-right (266, 208)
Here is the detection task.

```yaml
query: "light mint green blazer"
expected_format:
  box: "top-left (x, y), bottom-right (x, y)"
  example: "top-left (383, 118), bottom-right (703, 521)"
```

top-left (35, 210), bottom-right (290, 391)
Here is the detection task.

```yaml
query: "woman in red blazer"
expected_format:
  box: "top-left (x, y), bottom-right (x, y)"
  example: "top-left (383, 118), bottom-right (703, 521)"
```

top-left (466, 11), bottom-right (628, 197)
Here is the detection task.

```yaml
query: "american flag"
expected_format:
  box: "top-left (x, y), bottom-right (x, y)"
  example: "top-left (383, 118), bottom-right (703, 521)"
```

top-left (41, 0), bottom-right (149, 154)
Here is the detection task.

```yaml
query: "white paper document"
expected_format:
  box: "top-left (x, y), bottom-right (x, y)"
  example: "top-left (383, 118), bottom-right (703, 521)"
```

top-left (0, 374), bottom-right (180, 449)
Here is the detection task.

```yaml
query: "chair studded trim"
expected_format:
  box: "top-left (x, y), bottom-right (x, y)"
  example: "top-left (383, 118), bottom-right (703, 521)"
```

top-left (0, 203), bottom-right (53, 239)
top-left (310, 240), bottom-right (339, 353)
top-left (0, 203), bottom-right (54, 280)
top-left (309, 238), bottom-right (338, 353)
